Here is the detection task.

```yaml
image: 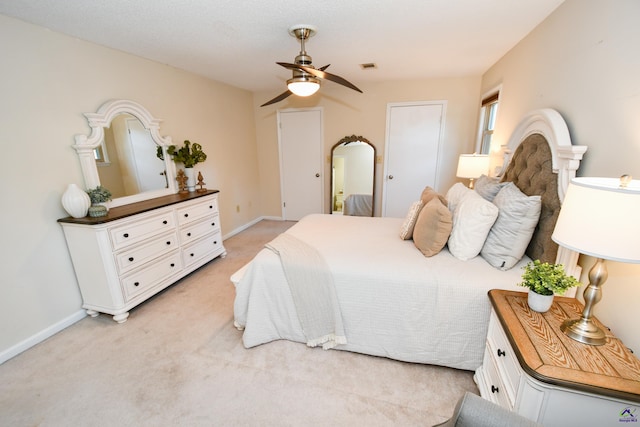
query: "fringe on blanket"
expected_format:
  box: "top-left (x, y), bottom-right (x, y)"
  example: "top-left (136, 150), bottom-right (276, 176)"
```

top-left (307, 334), bottom-right (348, 350)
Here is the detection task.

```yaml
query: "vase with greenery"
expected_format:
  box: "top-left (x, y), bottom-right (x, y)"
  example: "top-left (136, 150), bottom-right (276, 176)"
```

top-left (86, 185), bottom-right (112, 218)
top-left (518, 260), bottom-right (581, 312)
top-left (157, 140), bottom-right (207, 191)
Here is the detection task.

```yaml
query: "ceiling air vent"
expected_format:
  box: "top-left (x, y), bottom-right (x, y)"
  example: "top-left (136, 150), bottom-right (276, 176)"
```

top-left (360, 63), bottom-right (377, 70)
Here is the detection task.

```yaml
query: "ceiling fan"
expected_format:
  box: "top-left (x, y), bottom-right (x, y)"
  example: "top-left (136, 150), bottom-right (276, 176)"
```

top-left (260, 25), bottom-right (363, 107)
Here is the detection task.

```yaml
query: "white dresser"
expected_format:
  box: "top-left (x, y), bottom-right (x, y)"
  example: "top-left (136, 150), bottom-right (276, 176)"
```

top-left (475, 290), bottom-right (640, 427)
top-left (59, 190), bottom-right (225, 323)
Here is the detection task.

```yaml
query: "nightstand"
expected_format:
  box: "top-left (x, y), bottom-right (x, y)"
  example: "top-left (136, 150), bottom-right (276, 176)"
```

top-left (474, 290), bottom-right (640, 427)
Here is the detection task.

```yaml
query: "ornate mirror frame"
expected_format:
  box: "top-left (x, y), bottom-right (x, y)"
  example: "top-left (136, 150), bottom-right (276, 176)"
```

top-left (330, 134), bottom-right (376, 217)
top-left (73, 99), bottom-right (177, 208)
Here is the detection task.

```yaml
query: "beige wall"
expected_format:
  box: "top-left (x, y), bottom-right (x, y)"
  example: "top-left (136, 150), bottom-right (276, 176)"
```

top-left (482, 0), bottom-right (640, 352)
top-left (253, 76), bottom-right (482, 217)
top-left (0, 15), bottom-right (260, 359)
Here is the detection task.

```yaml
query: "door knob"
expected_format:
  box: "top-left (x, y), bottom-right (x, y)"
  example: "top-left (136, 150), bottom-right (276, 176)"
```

top-left (388, 175), bottom-right (394, 180)
top-left (315, 173), bottom-right (320, 177)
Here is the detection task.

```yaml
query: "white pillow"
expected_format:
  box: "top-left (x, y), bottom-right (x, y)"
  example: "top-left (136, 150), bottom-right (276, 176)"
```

top-left (481, 183), bottom-right (542, 270)
top-left (448, 190), bottom-right (499, 261)
top-left (399, 200), bottom-right (424, 240)
top-left (445, 183), bottom-right (471, 213)
top-left (475, 175), bottom-right (508, 202)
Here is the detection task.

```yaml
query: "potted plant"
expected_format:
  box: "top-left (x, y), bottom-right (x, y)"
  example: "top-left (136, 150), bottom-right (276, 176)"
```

top-left (518, 260), bottom-right (581, 312)
top-left (86, 185), bottom-right (112, 218)
top-left (157, 140), bottom-right (207, 191)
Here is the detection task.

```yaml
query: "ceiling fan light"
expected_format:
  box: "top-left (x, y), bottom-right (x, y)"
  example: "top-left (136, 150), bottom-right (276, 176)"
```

top-left (287, 78), bottom-right (320, 97)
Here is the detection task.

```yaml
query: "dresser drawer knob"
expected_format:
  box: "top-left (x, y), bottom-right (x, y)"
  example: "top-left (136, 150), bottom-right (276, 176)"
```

top-left (166, 241), bottom-right (171, 245)
top-left (170, 263), bottom-right (175, 267)
top-left (187, 232), bottom-right (192, 237)
top-left (214, 241), bottom-right (218, 245)
top-left (497, 349), bottom-right (506, 357)
top-left (184, 213), bottom-right (189, 218)
top-left (134, 281), bottom-right (140, 287)
top-left (123, 233), bottom-right (129, 238)
top-left (163, 220), bottom-right (168, 225)
top-left (491, 385), bottom-right (499, 394)
top-left (211, 222), bottom-right (215, 227)
top-left (128, 257), bottom-right (134, 262)
top-left (190, 253), bottom-right (195, 257)
top-left (209, 205), bottom-right (213, 209)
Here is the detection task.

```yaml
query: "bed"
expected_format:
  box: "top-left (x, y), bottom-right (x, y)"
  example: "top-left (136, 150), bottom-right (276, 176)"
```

top-left (232, 109), bottom-right (587, 371)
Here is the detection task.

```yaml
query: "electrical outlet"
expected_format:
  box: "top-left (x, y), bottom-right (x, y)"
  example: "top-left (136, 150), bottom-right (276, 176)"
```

top-left (236, 205), bottom-right (240, 213)
top-left (376, 155), bottom-right (383, 163)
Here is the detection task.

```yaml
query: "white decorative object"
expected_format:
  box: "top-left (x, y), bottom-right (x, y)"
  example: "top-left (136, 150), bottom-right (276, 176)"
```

top-left (184, 168), bottom-right (196, 192)
top-left (61, 184), bottom-right (90, 218)
top-left (59, 192), bottom-right (225, 323)
top-left (527, 290), bottom-right (553, 312)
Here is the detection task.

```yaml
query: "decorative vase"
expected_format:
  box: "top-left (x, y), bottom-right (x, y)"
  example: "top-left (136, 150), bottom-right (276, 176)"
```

top-left (88, 203), bottom-right (108, 218)
top-left (61, 183), bottom-right (91, 218)
top-left (528, 291), bottom-right (554, 313)
top-left (184, 167), bottom-right (196, 192)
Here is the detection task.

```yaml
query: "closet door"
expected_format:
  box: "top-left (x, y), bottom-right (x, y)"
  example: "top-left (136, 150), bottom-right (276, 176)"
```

top-left (382, 101), bottom-right (446, 218)
top-left (277, 108), bottom-right (324, 221)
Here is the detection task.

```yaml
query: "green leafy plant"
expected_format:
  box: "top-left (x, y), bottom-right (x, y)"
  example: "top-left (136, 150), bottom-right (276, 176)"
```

top-left (157, 140), bottom-right (207, 168)
top-left (86, 186), bottom-right (112, 204)
top-left (518, 260), bottom-right (580, 296)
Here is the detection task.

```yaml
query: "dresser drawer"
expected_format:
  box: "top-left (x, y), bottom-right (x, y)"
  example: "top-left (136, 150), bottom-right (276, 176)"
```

top-left (109, 212), bottom-right (175, 250)
top-left (114, 231), bottom-right (178, 275)
top-left (177, 197), bottom-right (218, 226)
top-left (179, 214), bottom-right (220, 244)
top-left (487, 311), bottom-right (521, 405)
top-left (182, 231), bottom-right (223, 267)
top-left (121, 251), bottom-right (182, 300)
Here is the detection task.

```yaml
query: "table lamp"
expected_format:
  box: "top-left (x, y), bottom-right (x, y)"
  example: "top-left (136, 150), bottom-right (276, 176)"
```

top-left (551, 175), bottom-right (640, 345)
top-left (456, 154), bottom-right (490, 188)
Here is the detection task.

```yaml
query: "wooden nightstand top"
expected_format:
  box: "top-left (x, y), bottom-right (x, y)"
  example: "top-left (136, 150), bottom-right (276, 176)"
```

top-left (489, 289), bottom-right (640, 403)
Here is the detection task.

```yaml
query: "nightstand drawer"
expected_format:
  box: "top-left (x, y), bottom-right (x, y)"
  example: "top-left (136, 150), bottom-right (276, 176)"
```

top-left (487, 310), bottom-right (521, 405)
top-left (482, 343), bottom-right (512, 409)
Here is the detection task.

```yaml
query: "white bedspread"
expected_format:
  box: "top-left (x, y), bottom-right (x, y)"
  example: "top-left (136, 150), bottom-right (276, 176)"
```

top-left (232, 214), bottom-right (527, 371)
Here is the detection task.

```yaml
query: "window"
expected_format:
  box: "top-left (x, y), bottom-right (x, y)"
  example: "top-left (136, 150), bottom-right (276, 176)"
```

top-left (478, 92), bottom-right (499, 154)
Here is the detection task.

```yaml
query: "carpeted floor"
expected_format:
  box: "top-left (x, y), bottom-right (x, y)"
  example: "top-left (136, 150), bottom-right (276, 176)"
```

top-left (0, 219), bottom-right (478, 426)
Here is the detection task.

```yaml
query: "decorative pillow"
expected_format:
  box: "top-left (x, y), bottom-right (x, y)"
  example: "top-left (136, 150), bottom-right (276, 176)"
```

top-left (448, 191), bottom-right (499, 261)
top-left (481, 183), bottom-right (542, 270)
top-left (445, 183), bottom-right (472, 213)
top-left (475, 175), bottom-right (509, 202)
top-left (399, 200), bottom-right (424, 240)
top-left (420, 186), bottom-right (447, 206)
top-left (413, 197), bottom-right (453, 257)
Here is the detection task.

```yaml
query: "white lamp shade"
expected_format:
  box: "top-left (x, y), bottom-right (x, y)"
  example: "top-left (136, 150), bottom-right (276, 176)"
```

top-left (456, 154), bottom-right (490, 179)
top-left (552, 177), bottom-right (640, 263)
top-left (287, 80), bottom-right (320, 96)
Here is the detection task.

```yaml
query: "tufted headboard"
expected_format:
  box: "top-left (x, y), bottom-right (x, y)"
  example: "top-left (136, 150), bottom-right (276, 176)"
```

top-left (502, 134), bottom-right (560, 263)
top-left (498, 109), bottom-right (587, 281)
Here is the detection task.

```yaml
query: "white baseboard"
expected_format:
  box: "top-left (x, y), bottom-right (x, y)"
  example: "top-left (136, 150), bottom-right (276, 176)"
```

top-left (222, 216), bottom-right (284, 240)
top-left (0, 309), bottom-right (86, 365)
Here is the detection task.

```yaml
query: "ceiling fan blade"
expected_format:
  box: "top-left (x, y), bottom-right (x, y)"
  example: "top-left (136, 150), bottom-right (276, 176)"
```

top-left (260, 89), bottom-right (293, 107)
top-left (318, 64), bottom-right (330, 71)
top-left (277, 62), bottom-right (362, 93)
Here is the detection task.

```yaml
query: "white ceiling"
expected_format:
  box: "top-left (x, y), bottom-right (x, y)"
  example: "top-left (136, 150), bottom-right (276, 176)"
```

top-left (0, 0), bottom-right (564, 93)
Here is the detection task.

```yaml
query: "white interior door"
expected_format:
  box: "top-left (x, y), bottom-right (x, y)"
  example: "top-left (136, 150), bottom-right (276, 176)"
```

top-left (382, 102), bottom-right (446, 218)
top-left (278, 108), bottom-right (324, 221)
top-left (126, 118), bottom-right (166, 192)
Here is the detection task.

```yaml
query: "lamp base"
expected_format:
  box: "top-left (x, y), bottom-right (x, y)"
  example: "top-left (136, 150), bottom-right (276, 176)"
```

top-left (560, 317), bottom-right (606, 346)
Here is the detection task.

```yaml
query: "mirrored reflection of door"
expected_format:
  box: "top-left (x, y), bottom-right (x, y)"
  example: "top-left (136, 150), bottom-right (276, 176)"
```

top-left (331, 135), bottom-right (375, 216)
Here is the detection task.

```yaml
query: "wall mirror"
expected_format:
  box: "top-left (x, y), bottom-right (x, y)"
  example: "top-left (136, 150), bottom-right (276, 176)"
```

top-left (74, 99), bottom-right (177, 208)
top-left (331, 135), bottom-right (376, 216)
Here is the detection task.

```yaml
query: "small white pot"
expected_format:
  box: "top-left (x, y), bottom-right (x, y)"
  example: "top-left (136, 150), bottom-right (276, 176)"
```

top-left (528, 291), bottom-right (554, 313)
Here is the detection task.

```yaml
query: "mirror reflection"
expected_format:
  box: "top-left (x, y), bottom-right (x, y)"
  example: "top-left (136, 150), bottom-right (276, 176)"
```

top-left (331, 135), bottom-right (376, 216)
top-left (96, 113), bottom-right (168, 198)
